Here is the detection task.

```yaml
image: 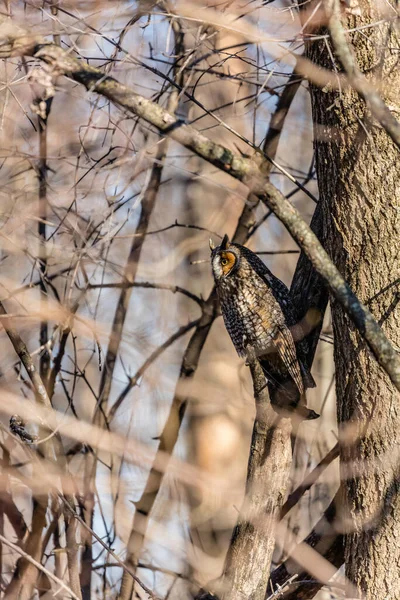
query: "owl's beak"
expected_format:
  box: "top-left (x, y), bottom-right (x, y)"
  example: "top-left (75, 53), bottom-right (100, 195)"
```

top-left (209, 238), bottom-right (215, 251)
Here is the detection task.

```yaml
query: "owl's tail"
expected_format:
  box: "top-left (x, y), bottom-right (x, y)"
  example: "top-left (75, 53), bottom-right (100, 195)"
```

top-left (296, 397), bottom-right (319, 421)
top-left (289, 393), bottom-right (319, 453)
top-left (265, 380), bottom-right (319, 454)
top-left (264, 376), bottom-right (319, 420)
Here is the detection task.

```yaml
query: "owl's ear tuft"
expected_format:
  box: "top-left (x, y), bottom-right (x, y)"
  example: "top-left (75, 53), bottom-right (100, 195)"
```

top-left (220, 234), bottom-right (231, 250)
top-left (209, 238), bottom-right (215, 251)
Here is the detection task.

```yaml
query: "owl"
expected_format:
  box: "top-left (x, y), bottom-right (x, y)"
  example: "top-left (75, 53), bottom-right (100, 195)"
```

top-left (210, 234), bottom-right (318, 420)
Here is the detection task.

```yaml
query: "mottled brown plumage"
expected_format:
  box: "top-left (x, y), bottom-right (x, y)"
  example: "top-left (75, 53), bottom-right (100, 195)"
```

top-left (210, 235), bottom-right (318, 420)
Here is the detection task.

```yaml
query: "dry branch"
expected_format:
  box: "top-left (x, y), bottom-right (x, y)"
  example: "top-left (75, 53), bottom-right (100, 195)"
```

top-left (0, 533), bottom-right (81, 600)
top-left (0, 26), bottom-right (397, 392)
top-left (281, 443), bottom-right (339, 520)
top-left (87, 281), bottom-right (203, 306)
top-left (0, 301), bottom-right (53, 410)
top-left (109, 319), bottom-right (200, 422)
top-left (262, 182), bottom-right (400, 390)
top-left (61, 497), bottom-right (161, 600)
top-left (327, 0), bottom-right (400, 149)
top-left (268, 493), bottom-right (344, 600)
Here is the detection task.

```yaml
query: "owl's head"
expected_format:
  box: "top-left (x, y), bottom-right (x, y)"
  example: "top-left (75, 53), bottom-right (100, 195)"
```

top-left (210, 234), bottom-right (242, 281)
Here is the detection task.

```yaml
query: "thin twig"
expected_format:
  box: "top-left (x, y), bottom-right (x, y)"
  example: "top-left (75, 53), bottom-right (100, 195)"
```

top-left (87, 280), bottom-right (203, 306)
top-left (0, 533), bottom-right (80, 600)
top-left (280, 443), bottom-right (340, 519)
top-left (108, 318), bottom-right (200, 421)
top-left (61, 496), bottom-right (161, 600)
top-left (1, 31), bottom-right (397, 389)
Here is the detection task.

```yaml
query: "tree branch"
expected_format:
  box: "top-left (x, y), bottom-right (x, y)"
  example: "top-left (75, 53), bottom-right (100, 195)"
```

top-left (109, 318), bottom-right (201, 422)
top-left (268, 493), bottom-right (344, 600)
top-left (0, 533), bottom-right (81, 600)
top-left (88, 280), bottom-right (203, 307)
top-left (280, 443), bottom-right (339, 520)
top-left (0, 29), bottom-right (397, 391)
top-left (0, 301), bottom-right (53, 410)
top-left (61, 495), bottom-right (161, 600)
top-left (262, 182), bottom-right (400, 390)
top-left (327, 0), bottom-right (400, 149)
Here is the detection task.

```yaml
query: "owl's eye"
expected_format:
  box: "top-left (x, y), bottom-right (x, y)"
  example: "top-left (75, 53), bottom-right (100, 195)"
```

top-left (219, 251), bottom-right (236, 274)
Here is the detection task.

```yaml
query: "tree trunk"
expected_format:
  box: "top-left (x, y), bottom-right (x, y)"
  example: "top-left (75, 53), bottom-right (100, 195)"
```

top-left (307, 1), bottom-right (400, 597)
top-left (221, 357), bottom-right (292, 600)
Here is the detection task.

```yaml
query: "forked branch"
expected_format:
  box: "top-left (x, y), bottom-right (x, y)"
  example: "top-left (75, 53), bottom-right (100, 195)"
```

top-left (0, 26), bottom-right (397, 390)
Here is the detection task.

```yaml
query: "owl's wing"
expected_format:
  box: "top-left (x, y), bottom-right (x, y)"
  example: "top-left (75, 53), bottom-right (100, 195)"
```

top-left (300, 361), bottom-right (316, 389)
top-left (272, 326), bottom-right (305, 395)
top-left (258, 269), bottom-right (298, 325)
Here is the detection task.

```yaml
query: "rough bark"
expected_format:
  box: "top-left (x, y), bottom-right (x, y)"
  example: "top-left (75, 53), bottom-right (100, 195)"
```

top-left (307, 1), bottom-right (400, 597)
top-left (220, 356), bottom-right (292, 600)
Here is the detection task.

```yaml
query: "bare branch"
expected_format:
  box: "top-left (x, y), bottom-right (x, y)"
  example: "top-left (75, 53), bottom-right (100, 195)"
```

top-left (262, 182), bottom-right (400, 390)
top-left (327, 0), bottom-right (400, 149)
top-left (88, 280), bottom-right (203, 307)
top-left (1, 29), bottom-right (397, 391)
top-left (109, 318), bottom-right (201, 421)
top-left (268, 494), bottom-right (344, 600)
top-left (0, 533), bottom-right (81, 600)
top-left (61, 496), bottom-right (161, 600)
top-left (280, 443), bottom-right (339, 519)
top-left (0, 301), bottom-right (52, 409)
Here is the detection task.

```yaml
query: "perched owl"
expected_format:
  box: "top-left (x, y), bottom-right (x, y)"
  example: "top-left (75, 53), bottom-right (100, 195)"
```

top-left (210, 234), bottom-right (318, 420)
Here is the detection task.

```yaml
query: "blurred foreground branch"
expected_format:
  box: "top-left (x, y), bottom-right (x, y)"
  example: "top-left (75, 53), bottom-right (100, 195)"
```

top-left (268, 493), bottom-right (344, 600)
top-left (0, 534), bottom-right (80, 600)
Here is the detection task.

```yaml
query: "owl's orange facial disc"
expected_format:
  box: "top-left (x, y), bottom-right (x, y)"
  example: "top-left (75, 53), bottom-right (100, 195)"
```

top-left (220, 251), bottom-right (236, 275)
